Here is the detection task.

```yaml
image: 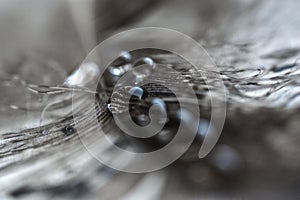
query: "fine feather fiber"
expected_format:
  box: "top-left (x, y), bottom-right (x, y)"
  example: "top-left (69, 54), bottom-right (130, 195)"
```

top-left (1, 0), bottom-right (300, 199)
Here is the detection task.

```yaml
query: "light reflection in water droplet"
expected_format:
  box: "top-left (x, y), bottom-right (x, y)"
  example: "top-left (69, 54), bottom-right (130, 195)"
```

top-left (132, 57), bottom-right (156, 82)
top-left (128, 86), bottom-right (144, 100)
top-left (197, 118), bottom-right (210, 139)
top-left (108, 51), bottom-right (132, 76)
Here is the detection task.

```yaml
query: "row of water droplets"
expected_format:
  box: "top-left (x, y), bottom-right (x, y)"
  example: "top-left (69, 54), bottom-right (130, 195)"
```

top-left (3, 47), bottom-right (295, 174)
top-left (96, 50), bottom-right (241, 171)
top-left (101, 51), bottom-right (207, 142)
top-left (2, 44), bottom-right (300, 135)
top-left (3, 47), bottom-right (299, 139)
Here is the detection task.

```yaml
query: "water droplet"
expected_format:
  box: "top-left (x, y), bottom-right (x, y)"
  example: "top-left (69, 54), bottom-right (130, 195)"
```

top-left (120, 51), bottom-right (132, 61)
top-left (176, 108), bottom-right (195, 123)
top-left (136, 114), bottom-right (150, 126)
top-left (135, 57), bottom-right (155, 67)
top-left (42, 129), bottom-right (50, 135)
top-left (151, 98), bottom-right (166, 111)
top-left (155, 129), bottom-right (174, 144)
top-left (197, 118), bottom-right (210, 139)
top-left (128, 86), bottom-right (144, 100)
top-left (132, 57), bottom-right (156, 81)
top-left (150, 98), bottom-right (168, 124)
top-left (208, 145), bottom-right (243, 174)
top-left (112, 51), bottom-right (132, 66)
top-left (62, 126), bottom-right (76, 136)
top-left (107, 103), bottom-right (112, 112)
top-left (109, 66), bottom-right (125, 76)
top-left (108, 51), bottom-right (132, 76)
top-left (186, 163), bottom-right (213, 185)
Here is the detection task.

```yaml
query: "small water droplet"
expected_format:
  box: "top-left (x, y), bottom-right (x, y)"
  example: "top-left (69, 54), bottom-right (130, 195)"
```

top-left (197, 118), bottom-right (210, 139)
top-left (186, 163), bottom-right (213, 186)
top-left (107, 103), bottom-right (112, 112)
top-left (108, 52), bottom-right (132, 76)
top-left (109, 66), bottom-right (125, 76)
top-left (151, 98), bottom-right (166, 111)
top-left (176, 108), bottom-right (194, 123)
top-left (132, 57), bottom-right (156, 81)
top-left (155, 129), bottom-right (174, 144)
top-left (128, 86), bottom-right (144, 100)
top-left (62, 126), bottom-right (76, 136)
top-left (136, 114), bottom-right (151, 126)
top-left (42, 129), bottom-right (50, 135)
top-left (119, 51), bottom-right (132, 63)
top-left (209, 145), bottom-right (243, 174)
top-left (150, 98), bottom-right (168, 124)
top-left (137, 57), bottom-right (155, 67)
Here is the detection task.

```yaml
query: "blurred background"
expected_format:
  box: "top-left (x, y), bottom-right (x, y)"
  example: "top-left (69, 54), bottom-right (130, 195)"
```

top-left (1, 0), bottom-right (300, 199)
